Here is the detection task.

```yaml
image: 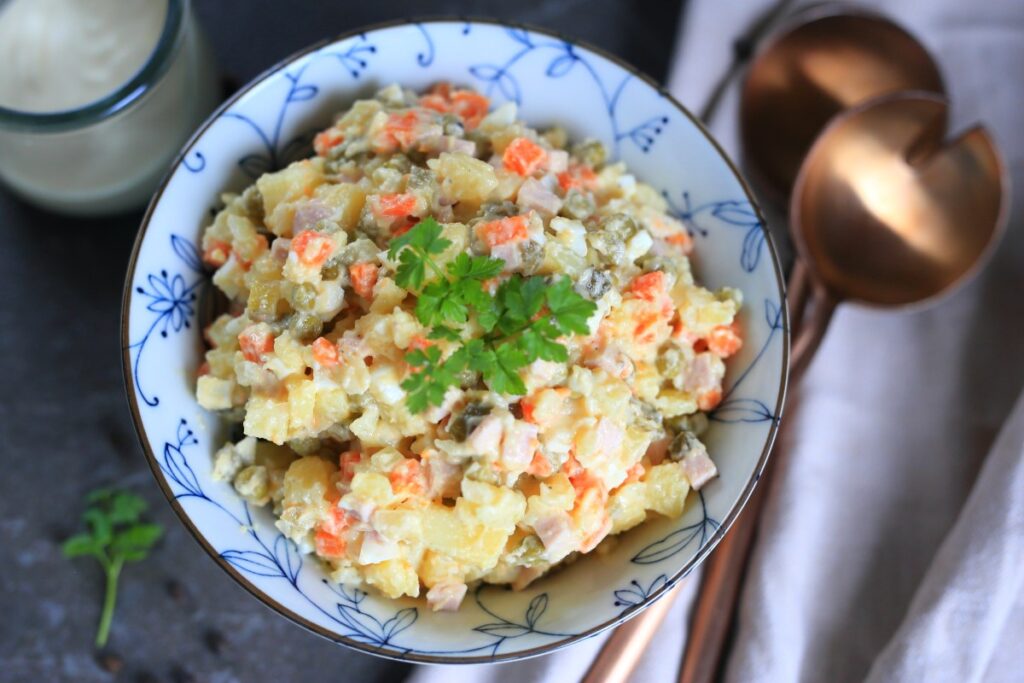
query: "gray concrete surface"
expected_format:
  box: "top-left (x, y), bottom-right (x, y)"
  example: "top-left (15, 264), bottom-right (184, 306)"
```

top-left (0, 1), bottom-right (683, 681)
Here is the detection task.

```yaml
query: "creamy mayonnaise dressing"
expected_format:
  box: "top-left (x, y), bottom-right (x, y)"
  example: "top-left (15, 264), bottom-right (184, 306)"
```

top-left (0, 0), bottom-right (168, 112)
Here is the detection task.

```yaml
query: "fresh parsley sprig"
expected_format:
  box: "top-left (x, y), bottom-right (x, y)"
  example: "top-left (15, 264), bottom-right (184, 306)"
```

top-left (390, 218), bottom-right (597, 413)
top-left (62, 489), bottom-right (164, 647)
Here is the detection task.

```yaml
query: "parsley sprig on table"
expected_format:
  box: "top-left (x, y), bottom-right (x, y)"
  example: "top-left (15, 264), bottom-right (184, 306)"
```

top-left (62, 489), bottom-right (163, 647)
top-left (389, 218), bottom-right (597, 413)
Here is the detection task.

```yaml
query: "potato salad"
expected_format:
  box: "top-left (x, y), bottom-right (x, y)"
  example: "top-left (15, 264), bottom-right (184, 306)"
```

top-left (196, 83), bottom-right (743, 611)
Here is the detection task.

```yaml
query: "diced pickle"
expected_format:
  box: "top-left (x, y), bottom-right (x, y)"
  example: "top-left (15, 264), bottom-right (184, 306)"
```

top-left (338, 238), bottom-right (380, 267)
top-left (666, 412), bottom-right (709, 437)
top-left (241, 185), bottom-right (264, 223)
top-left (656, 347), bottom-right (685, 379)
top-left (632, 398), bottom-right (664, 434)
top-left (247, 281), bottom-right (283, 322)
top-left (668, 430), bottom-right (705, 462)
top-left (290, 282), bottom-right (318, 311)
top-left (587, 230), bottom-right (626, 266)
top-left (575, 267), bottom-right (612, 300)
top-left (599, 213), bottom-right (638, 240)
top-left (561, 190), bottom-right (595, 220)
top-left (520, 240), bottom-right (543, 275)
top-left (542, 126), bottom-right (568, 149)
top-left (448, 402), bottom-right (491, 441)
top-left (571, 138), bottom-right (606, 168)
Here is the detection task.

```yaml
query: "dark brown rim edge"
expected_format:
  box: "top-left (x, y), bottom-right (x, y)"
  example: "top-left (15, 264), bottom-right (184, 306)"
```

top-left (120, 16), bottom-right (790, 665)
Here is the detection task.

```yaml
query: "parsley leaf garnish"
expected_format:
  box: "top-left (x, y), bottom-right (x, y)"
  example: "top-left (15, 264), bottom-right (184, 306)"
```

top-left (62, 489), bottom-right (164, 647)
top-left (389, 219), bottom-right (597, 413)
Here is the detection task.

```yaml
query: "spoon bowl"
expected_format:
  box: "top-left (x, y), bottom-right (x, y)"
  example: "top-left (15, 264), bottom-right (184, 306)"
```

top-left (791, 91), bottom-right (1007, 310)
top-left (741, 5), bottom-right (945, 203)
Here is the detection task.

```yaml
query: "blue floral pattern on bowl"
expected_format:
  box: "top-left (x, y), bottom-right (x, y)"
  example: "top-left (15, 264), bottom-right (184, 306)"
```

top-left (123, 19), bottom-right (787, 664)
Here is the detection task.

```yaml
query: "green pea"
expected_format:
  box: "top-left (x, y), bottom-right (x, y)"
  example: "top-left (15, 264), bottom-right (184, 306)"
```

top-left (321, 261), bottom-right (341, 281)
top-left (290, 313), bottom-right (323, 341)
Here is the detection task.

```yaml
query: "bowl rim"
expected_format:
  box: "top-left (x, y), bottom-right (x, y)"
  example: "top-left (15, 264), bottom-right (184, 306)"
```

top-left (120, 16), bottom-right (790, 664)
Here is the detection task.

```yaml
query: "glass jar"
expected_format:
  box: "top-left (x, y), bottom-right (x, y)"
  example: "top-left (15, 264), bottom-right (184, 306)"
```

top-left (0, 0), bottom-right (220, 215)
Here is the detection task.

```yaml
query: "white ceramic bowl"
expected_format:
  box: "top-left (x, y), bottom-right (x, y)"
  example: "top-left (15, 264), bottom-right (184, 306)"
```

top-left (122, 19), bottom-right (788, 664)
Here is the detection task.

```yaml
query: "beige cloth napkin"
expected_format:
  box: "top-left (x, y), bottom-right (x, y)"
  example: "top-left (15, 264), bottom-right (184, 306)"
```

top-left (411, 1), bottom-right (1024, 680)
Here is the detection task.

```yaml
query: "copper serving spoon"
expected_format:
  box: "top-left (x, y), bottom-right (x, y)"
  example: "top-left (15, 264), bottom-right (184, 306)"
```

top-left (677, 90), bottom-right (1008, 683)
top-left (584, 7), bottom-right (1007, 683)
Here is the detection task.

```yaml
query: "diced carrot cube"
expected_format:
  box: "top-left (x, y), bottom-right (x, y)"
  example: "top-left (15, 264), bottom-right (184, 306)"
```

top-left (561, 453), bottom-right (584, 484)
top-left (385, 110), bottom-right (426, 149)
top-left (698, 388), bottom-right (723, 412)
top-left (502, 137), bottom-right (548, 176)
top-left (374, 192), bottom-right (419, 217)
top-left (291, 230), bottom-right (334, 268)
top-left (634, 311), bottom-right (668, 344)
top-left (408, 336), bottom-right (434, 351)
top-left (339, 451), bottom-right (362, 483)
top-left (707, 322), bottom-right (743, 358)
top-left (429, 82), bottom-right (452, 99)
top-left (238, 325), bottom-right (274, 363)
top-left (526, 451), bottom-right (552, 478)
top-left (476, 215), bottom-right (529, 248)
top-left (419, 93), bottom-right (450, 113)
top-left (314, 529), bottom-right (347, 558)
top-left (389, 459), bottom-right (425, 496)
top-left (450, 91), bottom-right (489, 129)
top-left (348, 262), bottom-right (379, 299)
top-left (313, 128), bottom-right (345, 156)
top-left (520, 397), bottom-right (536, 424)
top-left (312, 337), bottom-right (340, 367)
top-left (202, 239), bottom-right (232, 268)
top-left (556, 164), bottom-right (598, 192)
top-left (665, 231), bottom-right (692, 250)
top-left (626, 271), bottom-right (667, 302)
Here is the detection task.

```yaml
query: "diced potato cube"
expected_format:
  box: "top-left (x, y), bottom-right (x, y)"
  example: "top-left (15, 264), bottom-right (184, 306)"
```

top-left (420, 550), bottom-right (461, 588)
top-left (373, 508), bottom-right (423, 543)
top-left (609, 481), bottom-right (647, 533)
top-left (197, 375), bottom-right (235, 411)
top-left (244, 394), bottom-right (290, 445)
top-left (429, 152), bottom-right (498, 204)
top-left (257, 159), bottom-right (325, 235)
top-left (314, 183), bottom-right (365, 231)
top-left (363, 558), bottom-right (420, 599)
top-left (645, 462), bottom-right (690, 518)
top-left (234, 465), bottom-right (271, 505)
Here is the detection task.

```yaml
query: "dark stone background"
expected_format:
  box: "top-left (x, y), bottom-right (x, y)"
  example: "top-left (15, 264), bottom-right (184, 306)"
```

top-left (0, 1), bottom-right (685, 682)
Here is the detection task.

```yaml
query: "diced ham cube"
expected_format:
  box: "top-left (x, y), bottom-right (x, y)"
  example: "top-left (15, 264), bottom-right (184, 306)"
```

top-left (292, 201), bottom-right (332, 233)
top-left (467, 414), bottom-right (504, 457)
top-left (516, 178), bottom-right (563, 216)
top-left (358, 530), bottom-right (400, 564)
top-left (426, 579), bottom-right (468, 612)
top-left (425, 454), bottom-right (462, 499)
top-left (681, 449), bottom-right (718, 490)
top-left (501, 421), bottom-right (539, 471)
top-left (546, 150), bottom-right (569, 174)
top-left (533, 511), bottom-right (576, 562)
top-left (490, 242), bottom-right (523, 272)
top-left (683, 352), bottom-right (720, 395)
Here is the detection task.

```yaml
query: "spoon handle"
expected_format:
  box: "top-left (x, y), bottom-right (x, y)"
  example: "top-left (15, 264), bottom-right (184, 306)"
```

top-left (580, 582), bottom-right (684, 683)
top-left (789, 286), bottom-right (837, 378)
top-left (785, 260), bottom-right (812, 339)
top-left (676, 263), bottom-right (827, 683)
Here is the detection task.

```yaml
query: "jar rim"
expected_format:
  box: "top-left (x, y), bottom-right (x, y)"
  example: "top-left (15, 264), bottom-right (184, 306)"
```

top-left (0, 0), bottom-right (186, 131)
